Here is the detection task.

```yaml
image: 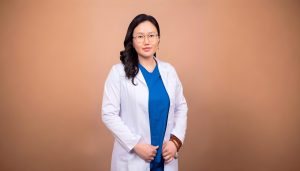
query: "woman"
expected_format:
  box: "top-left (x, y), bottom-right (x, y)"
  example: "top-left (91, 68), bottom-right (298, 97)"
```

top-left (102, 14), bottom-right (188, 171)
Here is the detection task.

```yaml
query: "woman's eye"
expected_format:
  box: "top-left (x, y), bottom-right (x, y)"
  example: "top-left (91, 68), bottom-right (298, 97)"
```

top-left (137, 35), bottom-right (144, 39)
top-left (149, 34), bottom-right (155, 37)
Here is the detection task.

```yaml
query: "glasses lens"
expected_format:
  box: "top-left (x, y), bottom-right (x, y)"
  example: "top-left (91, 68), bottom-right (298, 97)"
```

top-left (134, 33), bottom-right (157, 43)
top-left (148, 34), bottom-right (156, 42)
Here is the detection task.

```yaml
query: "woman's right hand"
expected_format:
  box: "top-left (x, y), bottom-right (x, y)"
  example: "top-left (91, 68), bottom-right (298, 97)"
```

top-left (133, 143), bottom-right (159, 162)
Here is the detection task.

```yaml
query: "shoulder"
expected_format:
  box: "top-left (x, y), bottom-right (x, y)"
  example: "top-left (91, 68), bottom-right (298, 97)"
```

top-left (156, 58), bottom-right (177, 74)
top-left (157, 58), bottom-right (183, 84)
top-left (111, 63), bottom-right (124, 70)
top-left (110, 63), bottom-right (125, 76)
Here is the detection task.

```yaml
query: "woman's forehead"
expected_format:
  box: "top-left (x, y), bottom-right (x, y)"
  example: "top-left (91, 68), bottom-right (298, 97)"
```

top-left (133, 21), bottom-right (157, 34)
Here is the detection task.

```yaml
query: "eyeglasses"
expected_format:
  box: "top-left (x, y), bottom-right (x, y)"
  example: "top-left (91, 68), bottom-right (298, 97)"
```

top-left (133, 33), bottom-right (159, 43)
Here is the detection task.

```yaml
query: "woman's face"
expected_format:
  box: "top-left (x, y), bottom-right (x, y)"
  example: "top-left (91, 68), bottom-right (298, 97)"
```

top-left (132, 21), bottom-right (160, 59)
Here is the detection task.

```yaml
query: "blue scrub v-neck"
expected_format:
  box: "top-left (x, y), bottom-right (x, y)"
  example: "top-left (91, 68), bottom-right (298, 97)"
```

top-left (139, 62), bottom-right (170, 171)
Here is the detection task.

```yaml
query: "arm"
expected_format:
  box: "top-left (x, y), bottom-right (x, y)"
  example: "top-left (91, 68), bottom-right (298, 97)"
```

top-left (170, 69), bottom-right (188, 144)
top-left (163, 68), bottom-right (188, 162)
top-left (101, 65), bottom-right (141, 152)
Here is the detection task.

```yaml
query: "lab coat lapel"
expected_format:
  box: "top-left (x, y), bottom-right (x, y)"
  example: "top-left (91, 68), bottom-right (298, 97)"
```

top-left (156, 58), bottom-right (169, 93)
top-left (156, 58), bottom-right (174, 142)
top-left (136, 69), bottom-right (146, 85)
top-left (135, 57), bottom-right (170, 94)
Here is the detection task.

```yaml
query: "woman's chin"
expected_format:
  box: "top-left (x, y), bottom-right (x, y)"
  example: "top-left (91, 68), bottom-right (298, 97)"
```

top-left (139, 53), bottom-right (155, 59)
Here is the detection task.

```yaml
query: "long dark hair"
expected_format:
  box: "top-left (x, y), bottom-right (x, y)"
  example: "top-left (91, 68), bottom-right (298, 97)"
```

top-left (120, 14), bottom-right (160, 85)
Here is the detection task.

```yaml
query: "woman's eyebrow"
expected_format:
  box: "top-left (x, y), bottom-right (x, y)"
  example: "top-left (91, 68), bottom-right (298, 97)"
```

top-left (135, 31), bottom-right (156, 34)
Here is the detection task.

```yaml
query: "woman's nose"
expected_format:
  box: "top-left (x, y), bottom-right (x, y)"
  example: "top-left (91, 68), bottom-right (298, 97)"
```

top-left (144, 36), bottom-right (150, 44)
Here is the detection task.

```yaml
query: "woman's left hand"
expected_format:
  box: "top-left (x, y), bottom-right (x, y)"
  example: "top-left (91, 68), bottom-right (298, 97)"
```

top-left (162, 140), bottom-right (177, 163)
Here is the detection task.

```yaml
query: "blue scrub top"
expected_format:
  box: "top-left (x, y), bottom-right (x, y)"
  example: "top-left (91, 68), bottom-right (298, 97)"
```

top-left (139, 62), bottom-right (170, 171)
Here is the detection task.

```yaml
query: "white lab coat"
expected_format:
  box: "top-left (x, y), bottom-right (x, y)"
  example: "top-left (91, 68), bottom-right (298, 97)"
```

top-left (102, 58), bottom-right (188, 171)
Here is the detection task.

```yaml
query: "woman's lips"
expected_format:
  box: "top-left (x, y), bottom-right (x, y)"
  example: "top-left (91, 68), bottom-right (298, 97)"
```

top-left (142, 47), bottom-right (152, 52)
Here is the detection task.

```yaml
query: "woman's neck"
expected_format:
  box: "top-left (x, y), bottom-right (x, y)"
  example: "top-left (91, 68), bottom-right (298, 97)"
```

top-left (139, 56), bottom-right (156, 72)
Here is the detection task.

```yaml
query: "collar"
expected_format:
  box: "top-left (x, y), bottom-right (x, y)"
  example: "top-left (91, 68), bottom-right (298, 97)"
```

top-left (136, 57), bottom-right (169, 85)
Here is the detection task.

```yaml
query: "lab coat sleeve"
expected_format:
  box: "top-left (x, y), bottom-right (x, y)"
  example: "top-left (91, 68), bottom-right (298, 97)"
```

top-left (102, 65), bottom-right (141, 152)
top-left (170, 69), bottom-right (188, 144)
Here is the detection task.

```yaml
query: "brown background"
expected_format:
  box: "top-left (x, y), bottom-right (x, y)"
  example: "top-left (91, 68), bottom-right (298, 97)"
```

top-left (1, 0), bottom-right (300, 171)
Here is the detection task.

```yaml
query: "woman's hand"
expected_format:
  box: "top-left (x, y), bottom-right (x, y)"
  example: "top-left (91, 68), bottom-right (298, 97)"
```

top-left (133, 143), bottom-right (159, 162)
top-left (162, 141), bottom-right (177, 163)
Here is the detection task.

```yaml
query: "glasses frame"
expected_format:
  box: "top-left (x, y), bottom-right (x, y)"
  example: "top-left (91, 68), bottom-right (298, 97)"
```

top-left (132, 33), bottom-right (159, 43)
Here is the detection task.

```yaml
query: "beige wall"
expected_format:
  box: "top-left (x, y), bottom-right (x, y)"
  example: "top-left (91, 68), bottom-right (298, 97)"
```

top-left (1, 0), bottom-right (300, 170)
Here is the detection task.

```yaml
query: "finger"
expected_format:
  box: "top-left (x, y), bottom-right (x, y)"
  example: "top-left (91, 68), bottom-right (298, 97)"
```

top-left (163, 142), bottom-right (167, 150)
top-left (162, 152), bottom-right (168, 157)
top-left (163, 153), bottom-right (171, 159)
top-left (153, 150), bottom-right (157, 156)
top-left (152, 147), bottom-right (158, 153)
top-left (163, 147), bottom-right (169, 154)
top-left (152, 145), bottom-right (159, 150)
top-left (162, 150), bottom-right (170, 157)
top-left (165, 154), bottom-right (174, 162)
top-left (165, 157), bottom-right (174, 164)
top-left (162, 145), bottom-right (167, 152)
top-left (147, 156), bottom-right (154, 161)
top-left (165, 155), bottom-right (172, 162)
